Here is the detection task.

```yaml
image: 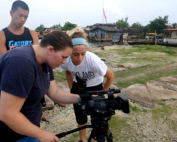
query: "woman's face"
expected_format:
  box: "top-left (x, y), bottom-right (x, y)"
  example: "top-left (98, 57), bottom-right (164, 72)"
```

top-left (70, 45), bottom-right (87, 66)
top-left (48, 46), bottom-right (72, 69)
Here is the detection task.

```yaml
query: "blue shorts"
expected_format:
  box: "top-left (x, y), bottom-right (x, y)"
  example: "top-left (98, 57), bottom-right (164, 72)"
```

top-left (16, 137), bottom-right (39, 142)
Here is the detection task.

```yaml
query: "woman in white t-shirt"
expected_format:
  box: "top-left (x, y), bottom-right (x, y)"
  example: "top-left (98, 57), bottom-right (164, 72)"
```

top-left (59, 27), bottom-right (114, 142)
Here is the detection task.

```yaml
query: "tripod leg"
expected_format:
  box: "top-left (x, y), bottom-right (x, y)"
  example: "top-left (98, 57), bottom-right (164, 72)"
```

top-left (87, 129), bottom-right (94, 142)
top-left (87, 134), bottom-right (92, 142)
top-left (88, 129), bottom-right (106, 142)
top-left (95, 135), bottom-right (105, 142)
top-left (105, 129), bottom-right (113, 142)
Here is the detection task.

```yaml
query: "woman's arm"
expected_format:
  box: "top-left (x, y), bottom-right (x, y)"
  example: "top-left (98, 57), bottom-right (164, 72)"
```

top-left (47, 80), bottom-right (79, 104)
top-left (65, 70), bottom-right (73, 90)
top-left (103, 67), bottom-right (114, 90)
top-left (0, 91), bottom-right (58, 142)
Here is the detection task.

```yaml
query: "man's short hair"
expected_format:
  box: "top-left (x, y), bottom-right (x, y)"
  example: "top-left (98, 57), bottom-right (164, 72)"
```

top-left (11, 0), bottom-right (29, 12)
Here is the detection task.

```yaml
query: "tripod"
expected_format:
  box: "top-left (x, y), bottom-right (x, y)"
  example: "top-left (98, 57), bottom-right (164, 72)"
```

top-left (56, 115), bottom-right (113, 142)
top-left (87, 115), bottom-right (113, 142)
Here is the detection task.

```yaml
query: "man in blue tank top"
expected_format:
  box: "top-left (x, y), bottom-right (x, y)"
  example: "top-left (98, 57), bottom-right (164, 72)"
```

top-left (0, 0), bottom-right (39, 55)
top-left (0, 0), bottom-right (46, 117)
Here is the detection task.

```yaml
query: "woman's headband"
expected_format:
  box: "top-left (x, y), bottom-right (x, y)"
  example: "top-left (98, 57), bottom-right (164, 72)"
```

top-left (71, 38), bottom-right (87, 46)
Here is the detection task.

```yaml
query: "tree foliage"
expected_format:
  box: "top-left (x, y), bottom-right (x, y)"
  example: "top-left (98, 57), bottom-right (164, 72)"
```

top-left (116, 18), bottom-right (129, 28)
top-left (131, 22), bottom-right (142, 29)
top-left (50, 23), bottom-right (61, 29)
top-left (61, 22), bottom-right (77, 31)
top-left (35, 24), bottom-right (45, 32)
top-left (171, 23), bottom-right (177, 28)
top-left (148, 16), bottom-right (169, 34)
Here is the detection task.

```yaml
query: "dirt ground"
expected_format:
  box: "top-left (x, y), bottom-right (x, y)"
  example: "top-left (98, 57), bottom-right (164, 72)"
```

top-left (40, 45), bottom-right (177, 142)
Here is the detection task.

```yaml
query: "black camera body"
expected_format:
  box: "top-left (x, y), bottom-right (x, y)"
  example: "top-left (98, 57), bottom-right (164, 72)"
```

top-left (76, 75), bottom-right (130, 117)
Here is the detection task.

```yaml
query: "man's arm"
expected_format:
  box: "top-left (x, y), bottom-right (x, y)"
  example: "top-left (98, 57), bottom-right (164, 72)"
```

top-left (47, 80), bottom-right (79, 104)
top-left (0, 30), bottom-right (7, 55)
top-left (29, 29), bottom-right (39, 45)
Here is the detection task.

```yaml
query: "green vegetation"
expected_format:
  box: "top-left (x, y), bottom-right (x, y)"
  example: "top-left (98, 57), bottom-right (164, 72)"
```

top-left (116, 65), bottom-right (177, 88)
top-left (129, 103), bottom-right (147, 113)
top-left (144, 16), bottom-right (169, 34)
top-left (68, 133), bottom-right (80, 142)
top-left (61, 22), bottom-right (77, 31)
top-left (115, 45), bottom-right (177, 56)
top-left (155, 100), bottom-right (166, 106)
top-left (108, 116), bottom-right (135, 141)
top-left (54, 72), bottom-right (66, 82)
top-left (35, 21), bottom-right (77, 32)
top-left (116, 17), bottom-right (129, 28)
top-left (35, 24), bottom-right (45, 32)
top-left (102, 45), bottom-right (177, 88)
top-left (131, 22), bottom-right (142, 29)
top-left (151, 105), bottom-right (177, 120)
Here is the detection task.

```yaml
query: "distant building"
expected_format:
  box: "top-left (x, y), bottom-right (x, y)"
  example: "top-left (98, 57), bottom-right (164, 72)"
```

top-left (86, 23), bottom-right (121, 42)
top-left (120, 28), bottom-right (143, 38)
top-left (163, 27), bottom-right (177, 44)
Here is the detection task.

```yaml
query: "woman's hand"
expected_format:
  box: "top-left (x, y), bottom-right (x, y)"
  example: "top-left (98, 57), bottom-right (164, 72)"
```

top-left (38, 130), bottom-right (59, 142)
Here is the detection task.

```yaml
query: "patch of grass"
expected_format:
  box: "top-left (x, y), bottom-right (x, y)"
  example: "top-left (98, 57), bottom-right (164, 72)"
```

top-left (93, 52), bottom-right (105, 58)
top-left (116, 66), bottom-right (177, 88)
top-left (119, 56), bottom-right (170, 64)
top-left (114, 65), bottom-right (158, 78)
top-left (114, 45), bottom-right (177, 56)
top-left (151, 105), bottom-right (175, 120)
top-left (168, 119), bottom-right (177, 130)
top-left (54, 72), bottom-right (66, 82)
top-left (68, 133), bottom-right (80, 142)
top-left (108, 116), bottom-right (145, 141)
top-left (129, 104), bottom-right (147, 113)
top-left (155, 100), bottom-right (165, 106)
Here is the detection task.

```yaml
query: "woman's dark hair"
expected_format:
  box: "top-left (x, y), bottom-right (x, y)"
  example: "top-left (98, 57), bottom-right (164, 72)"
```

top-left (11, 0), bottom-right (29, 12)
top-left (40, 30), bottom-right (73, 51)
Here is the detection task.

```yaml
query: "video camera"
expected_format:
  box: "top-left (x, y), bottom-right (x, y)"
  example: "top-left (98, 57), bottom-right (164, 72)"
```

top-left (76, 75), bottom-right (129, 116)
top-left (56, 75), bottom-right (129, 142)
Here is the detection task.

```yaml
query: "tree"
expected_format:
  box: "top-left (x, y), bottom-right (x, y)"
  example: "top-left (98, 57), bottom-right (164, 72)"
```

top-left (171, 23), bottom-right (177, 28)
top-left (35, 24), bottom-right (45, 32)
top-left (50, 23), bottom-right (61, 29)
top-left (148, 16), bottom-right (169, 34)
top-left (116, 18), bottom-right (129, 28)
top-left (61, 22), bottom-right (77, 31)
top-left (131, 22), bottom-right (142, 29)
top-left (142, 24), bottom-right (150, 36)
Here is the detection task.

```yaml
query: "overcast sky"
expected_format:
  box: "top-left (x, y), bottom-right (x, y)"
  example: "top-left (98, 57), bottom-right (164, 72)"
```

top-left (0, 0), bottom-right (176, 30)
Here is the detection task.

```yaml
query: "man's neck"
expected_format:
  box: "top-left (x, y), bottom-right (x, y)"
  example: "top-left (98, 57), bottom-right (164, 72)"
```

top-left (7, 24), bottom-right (24, 35)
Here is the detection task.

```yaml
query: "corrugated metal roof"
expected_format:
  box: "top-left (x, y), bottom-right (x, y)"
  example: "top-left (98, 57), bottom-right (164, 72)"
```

top-left (90, 26), bottom-right (120, 32)
top-left (120, 28), bottom-right (143, 35)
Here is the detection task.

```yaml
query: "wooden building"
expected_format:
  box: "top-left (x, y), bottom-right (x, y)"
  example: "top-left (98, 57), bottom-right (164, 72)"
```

top-left (86, 23), bottom-right (121, 42)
